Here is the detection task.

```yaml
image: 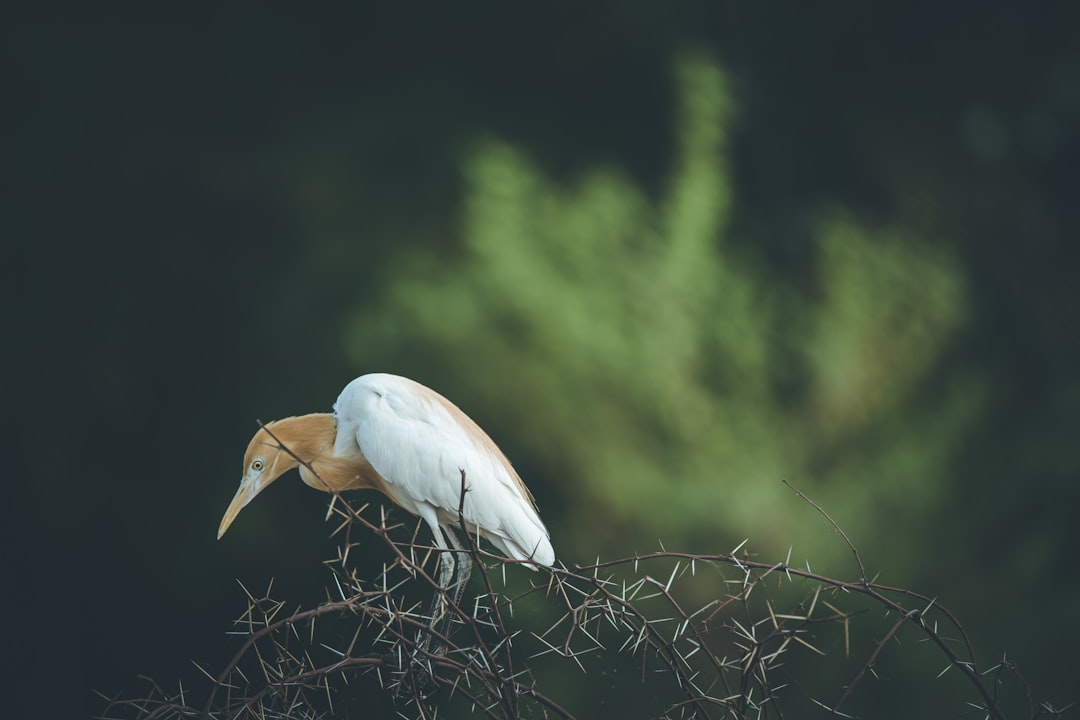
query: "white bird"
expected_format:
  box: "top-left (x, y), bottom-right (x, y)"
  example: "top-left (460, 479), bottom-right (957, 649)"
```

top-left (218, 374), bottom-right (554, 604)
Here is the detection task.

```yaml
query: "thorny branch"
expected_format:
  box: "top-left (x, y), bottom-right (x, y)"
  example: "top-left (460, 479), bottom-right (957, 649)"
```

top-left (99, 441), bottom-right (1067, 720)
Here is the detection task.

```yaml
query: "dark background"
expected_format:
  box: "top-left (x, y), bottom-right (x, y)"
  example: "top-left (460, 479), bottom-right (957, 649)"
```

top-left (6, 4), bottom-right (1079, 717)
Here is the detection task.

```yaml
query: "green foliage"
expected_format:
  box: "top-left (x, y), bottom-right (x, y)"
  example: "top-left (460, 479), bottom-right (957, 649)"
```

top-left (342, 54), bottom-right (974, 573)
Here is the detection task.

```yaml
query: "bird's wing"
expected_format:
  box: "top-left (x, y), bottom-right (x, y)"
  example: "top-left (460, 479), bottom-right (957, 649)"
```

top-left (334, 374), bottom-right (553, 565)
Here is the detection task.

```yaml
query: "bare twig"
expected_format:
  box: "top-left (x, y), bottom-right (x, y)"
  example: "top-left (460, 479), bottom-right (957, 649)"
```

top-left (100, 449), bottom-right (1062, 720)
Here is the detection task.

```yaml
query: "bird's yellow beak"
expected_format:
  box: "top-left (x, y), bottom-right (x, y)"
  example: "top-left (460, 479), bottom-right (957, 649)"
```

top-left (217, 479), bottom-right (257, 540)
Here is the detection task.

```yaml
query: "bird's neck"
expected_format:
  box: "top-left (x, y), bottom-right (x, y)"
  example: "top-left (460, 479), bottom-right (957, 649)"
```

top-left (270, 413), bottom-right (387, 495)
top-left (266, 413), bottom-right (337, 461)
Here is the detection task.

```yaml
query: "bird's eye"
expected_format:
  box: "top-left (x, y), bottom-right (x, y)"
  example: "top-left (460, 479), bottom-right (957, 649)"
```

top-left (251, 459), bottom-right (265, 472)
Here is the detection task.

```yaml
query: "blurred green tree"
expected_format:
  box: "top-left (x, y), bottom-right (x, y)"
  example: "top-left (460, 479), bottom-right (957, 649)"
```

top-left (339, 53), bottom-right (976, 577)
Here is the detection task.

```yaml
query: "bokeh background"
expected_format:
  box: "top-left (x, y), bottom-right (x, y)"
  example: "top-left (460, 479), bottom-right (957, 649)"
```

top-left (6, 3), bottom-right (1079, 717)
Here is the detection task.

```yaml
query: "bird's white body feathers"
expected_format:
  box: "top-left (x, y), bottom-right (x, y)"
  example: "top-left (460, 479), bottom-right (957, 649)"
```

top-left (333, 373), bottom-right (554, 567)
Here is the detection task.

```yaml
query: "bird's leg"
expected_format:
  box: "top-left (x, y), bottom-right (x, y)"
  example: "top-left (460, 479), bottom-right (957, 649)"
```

top-left (444, 527), bottom-right (472, 608)
top-left (437, 545), bottom-right (457, 592)
top-left (413, 517), bottom-right (455, 657)
top-left (387, 540), bottom-right (455, 700)
top-left (432, 527), bottom-right (471, 642)
top-left (426, 548), bottom-right (456, 633)
top-left (419, 527), bottom-right (472, 658)
top-left (389, 521), bottom-right (477, 700)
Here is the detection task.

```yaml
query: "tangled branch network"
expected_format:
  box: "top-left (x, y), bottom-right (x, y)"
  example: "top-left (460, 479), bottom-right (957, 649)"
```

top-left (101, 466), bottom-right (1065, 719)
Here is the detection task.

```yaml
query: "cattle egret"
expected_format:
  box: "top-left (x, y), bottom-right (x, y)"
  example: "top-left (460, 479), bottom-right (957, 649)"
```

top-left (218, 374), bottom-right (554, 613)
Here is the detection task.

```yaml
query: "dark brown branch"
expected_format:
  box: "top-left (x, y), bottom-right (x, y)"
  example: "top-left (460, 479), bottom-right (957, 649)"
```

top-left (101, 437), bottom-right (1058, 720)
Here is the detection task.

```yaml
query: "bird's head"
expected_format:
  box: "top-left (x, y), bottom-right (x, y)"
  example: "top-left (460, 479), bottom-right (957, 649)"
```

top-left (217, 421), bottom-right (301, 540)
